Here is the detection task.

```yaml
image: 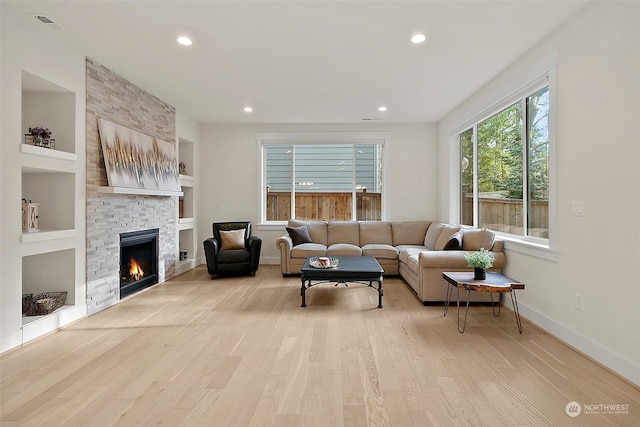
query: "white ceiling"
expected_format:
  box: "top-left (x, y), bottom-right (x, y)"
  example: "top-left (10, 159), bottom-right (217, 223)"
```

top-left (5, 1), bottom-right (589, 124)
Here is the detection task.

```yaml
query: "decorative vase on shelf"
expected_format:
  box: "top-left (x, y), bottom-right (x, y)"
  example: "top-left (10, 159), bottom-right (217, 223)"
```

top-left (21, 198), bottom-right (40, 232)
top-left (474, 267), bottom-right (486, 280)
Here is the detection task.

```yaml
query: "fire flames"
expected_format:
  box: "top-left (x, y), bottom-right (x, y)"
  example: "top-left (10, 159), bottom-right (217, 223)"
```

top-left (129, 257), bottom-right (144, 281)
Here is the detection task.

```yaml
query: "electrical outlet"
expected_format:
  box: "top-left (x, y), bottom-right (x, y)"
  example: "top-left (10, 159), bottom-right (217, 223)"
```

top-left (571, 201), bottom-right (584, 216)
top-left (575, 294), bottom-right (584, 311)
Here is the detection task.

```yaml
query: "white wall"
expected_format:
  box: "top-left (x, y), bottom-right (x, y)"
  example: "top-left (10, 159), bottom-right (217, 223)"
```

top-left (1, 7), bottom-right (87, 351)
top-left (176, 110), bottom-right (201, 146)
top-left (198, 123), bottom-right (437, 264)
top-left (437, 2), bottom-right (640, 385)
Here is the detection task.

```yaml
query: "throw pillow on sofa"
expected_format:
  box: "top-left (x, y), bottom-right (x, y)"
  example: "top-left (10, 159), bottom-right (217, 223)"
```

top-left (435, 225), bottom-right (462, 250)
top-left (424, 223), bottom-right (446, 250)
top-left (443, 231), bottom-right (463, 250)
top-left (286, 225), bottom-right (313, 246)
top-left (462, 228), bottom-right (496, 251)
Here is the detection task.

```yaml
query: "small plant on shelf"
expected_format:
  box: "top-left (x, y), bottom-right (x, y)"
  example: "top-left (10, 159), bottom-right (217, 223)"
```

top-left (28, 126), bottom-right (52, 139)
top-left (26, 126), bottom-right (55, 149)
top-left (178, 161), bottom-right (187, 175)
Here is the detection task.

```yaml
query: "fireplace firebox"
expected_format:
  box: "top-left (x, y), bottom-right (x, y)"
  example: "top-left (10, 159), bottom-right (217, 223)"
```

top-left (120, 228), bottom-right (159, 298)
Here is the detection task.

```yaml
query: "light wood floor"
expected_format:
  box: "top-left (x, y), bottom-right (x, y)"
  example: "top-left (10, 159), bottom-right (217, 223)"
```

top-left (1, 265), bottom-right (638, 426)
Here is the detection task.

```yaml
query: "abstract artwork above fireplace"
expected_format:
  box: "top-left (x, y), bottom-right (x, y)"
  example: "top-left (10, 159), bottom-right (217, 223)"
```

top-left (97, 118), bottom-right (181, 191)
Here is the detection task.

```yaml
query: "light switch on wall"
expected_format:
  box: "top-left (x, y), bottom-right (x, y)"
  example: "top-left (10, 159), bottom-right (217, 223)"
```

top-left (571, 201), bottom-right (584, 216)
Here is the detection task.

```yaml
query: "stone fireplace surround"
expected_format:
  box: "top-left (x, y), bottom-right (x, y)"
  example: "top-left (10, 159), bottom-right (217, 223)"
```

top-left (85, 58), bottom-right (177, 315)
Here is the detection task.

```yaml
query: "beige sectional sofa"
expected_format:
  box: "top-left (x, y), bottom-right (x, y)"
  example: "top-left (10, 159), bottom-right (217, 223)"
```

top-left (275, 219), bottom-right (505, 303)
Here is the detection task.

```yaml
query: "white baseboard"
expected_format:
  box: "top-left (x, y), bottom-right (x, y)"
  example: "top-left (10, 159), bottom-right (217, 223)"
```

top-left (176, 258), bottom-right (198, 275)
top-left (22, 304), bottom-right (86, 344)
top-left (518, 303), bottom-right (640, 387)
top-left (0, 330), bottom-right (23, 354)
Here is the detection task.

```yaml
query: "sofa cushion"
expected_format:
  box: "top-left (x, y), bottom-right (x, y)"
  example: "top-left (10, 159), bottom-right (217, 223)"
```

top-left (398, 246), bottom-right (427, 264)
top-left (405, 252), bottom-right (420, 275)
top-left (328, 221), bottom-right (360, 246)
top-left (462, 228), bottom-right (496, 251)
top-left (219, 229), bottom-right (245, 251)
top-left (288, 220), bottom-right (328, 246)
top-left (391, 221), bottom-right (431, 246)
top-left (361, 244), bottom-right (398, 259)
top-left (217, 248), bottom-right (251, 263)
top-left (442, 231), bottom-right (463, 250)
top-left (327, 243), bottom-right (362, 256)
top-left (360, 221), bottom-right (392, 245)
top-left (286, 225), bottom-right (312, 246)
top-left (291, 242), bottom-right (327, 258)
top-left (424, 223), bottom-right (446, 250)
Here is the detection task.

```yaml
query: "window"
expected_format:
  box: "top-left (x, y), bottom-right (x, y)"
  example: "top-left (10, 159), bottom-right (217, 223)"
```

top-left (458, 85), bottom-right (550, 241)
top-left (260, 132), bottom-right (387, 223)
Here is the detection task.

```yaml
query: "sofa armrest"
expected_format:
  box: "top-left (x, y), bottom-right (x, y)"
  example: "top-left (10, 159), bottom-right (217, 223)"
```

top-left (275, 234), bottom-right (294, 275)
top-left (276, 234), bottom-right (293, 252)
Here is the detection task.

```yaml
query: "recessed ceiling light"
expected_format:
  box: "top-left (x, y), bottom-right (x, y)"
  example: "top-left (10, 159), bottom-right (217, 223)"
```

top-left (378, 106), bottom-right (388, 112)
top-left (411, 33), bottom-right (426, 44)
top-left (177, 36), bottom-right (192, 46)
top-left (243, 106), bottom-right (253, 113)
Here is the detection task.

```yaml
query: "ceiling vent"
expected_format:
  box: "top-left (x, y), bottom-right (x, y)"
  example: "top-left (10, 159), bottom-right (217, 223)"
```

top-left (362, 118), bottom-right (382, 121)
top-left (34, 15), bottom-right (64, 30)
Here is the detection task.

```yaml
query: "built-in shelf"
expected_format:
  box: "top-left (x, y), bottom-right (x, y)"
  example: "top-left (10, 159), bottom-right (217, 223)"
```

top-left (178, 218), bottom-right (195, 231)
top-left (21, 304), bottom-right (86, 344)
top-left (177, 137), bottom-right (197, 273)
top-left (22, 304), bottom-right (74, 326)
top-left (21, 146), bottom-right (77, 174)
top-left (97, 186), bottom-right (183, 197)
top-left (20, 143), bottom-right (77, 161)
top-left (21, 229), bottom-right (76, 243)
top-left (6, 70), bottom-right (86, 353)
top-left (176, 258), bottom-right (197, 275)
top-left (177, 195), bottom-right (196, 274)
top-left (179, 174), bottom-right (194, 187)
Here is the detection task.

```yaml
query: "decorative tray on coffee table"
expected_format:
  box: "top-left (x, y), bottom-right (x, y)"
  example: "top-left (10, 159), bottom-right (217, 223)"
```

top-left (309, 256), bottom-right (340, 269)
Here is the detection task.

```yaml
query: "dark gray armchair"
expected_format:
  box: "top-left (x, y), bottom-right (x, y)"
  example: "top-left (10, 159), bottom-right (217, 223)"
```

top-left (203, 221), bottom-right (262, 278)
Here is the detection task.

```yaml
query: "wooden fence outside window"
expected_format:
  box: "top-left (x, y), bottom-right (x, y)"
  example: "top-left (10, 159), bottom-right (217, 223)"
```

top-left (266, 191), bottom-right (382, 221)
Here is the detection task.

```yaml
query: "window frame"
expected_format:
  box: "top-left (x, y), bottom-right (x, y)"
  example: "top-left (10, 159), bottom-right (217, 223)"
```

top-left (448, 53), bottom-right (557, 260)
top-left (257, 131), bottom-right (390, 227)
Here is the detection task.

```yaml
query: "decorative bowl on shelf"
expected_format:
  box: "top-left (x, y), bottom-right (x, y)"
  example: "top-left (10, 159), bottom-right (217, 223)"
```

top-left (22, 291), bottom-right (67, 316)
top-left (309, 256), bottom-right (339, 269)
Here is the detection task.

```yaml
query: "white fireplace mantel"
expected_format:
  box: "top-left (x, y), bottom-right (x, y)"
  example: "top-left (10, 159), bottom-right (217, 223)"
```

top-left (96, 186), bottom-right (183, 197)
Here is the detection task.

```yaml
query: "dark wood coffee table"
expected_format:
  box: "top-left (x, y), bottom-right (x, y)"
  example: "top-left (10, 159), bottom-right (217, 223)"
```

top-left (442, 272), bottom-right (525, 333)
top-left (300, 256), bottom-right (384, 308)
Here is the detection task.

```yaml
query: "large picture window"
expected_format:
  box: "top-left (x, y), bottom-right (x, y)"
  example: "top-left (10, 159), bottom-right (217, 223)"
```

top-left (260, 133), bottom-right (387, 223)
top-left (459, 85), bottom-right (550, 241)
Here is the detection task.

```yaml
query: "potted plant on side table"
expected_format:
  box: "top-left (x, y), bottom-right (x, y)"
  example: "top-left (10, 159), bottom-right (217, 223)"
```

top-left (464, 248), bottom-right (496, 280)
